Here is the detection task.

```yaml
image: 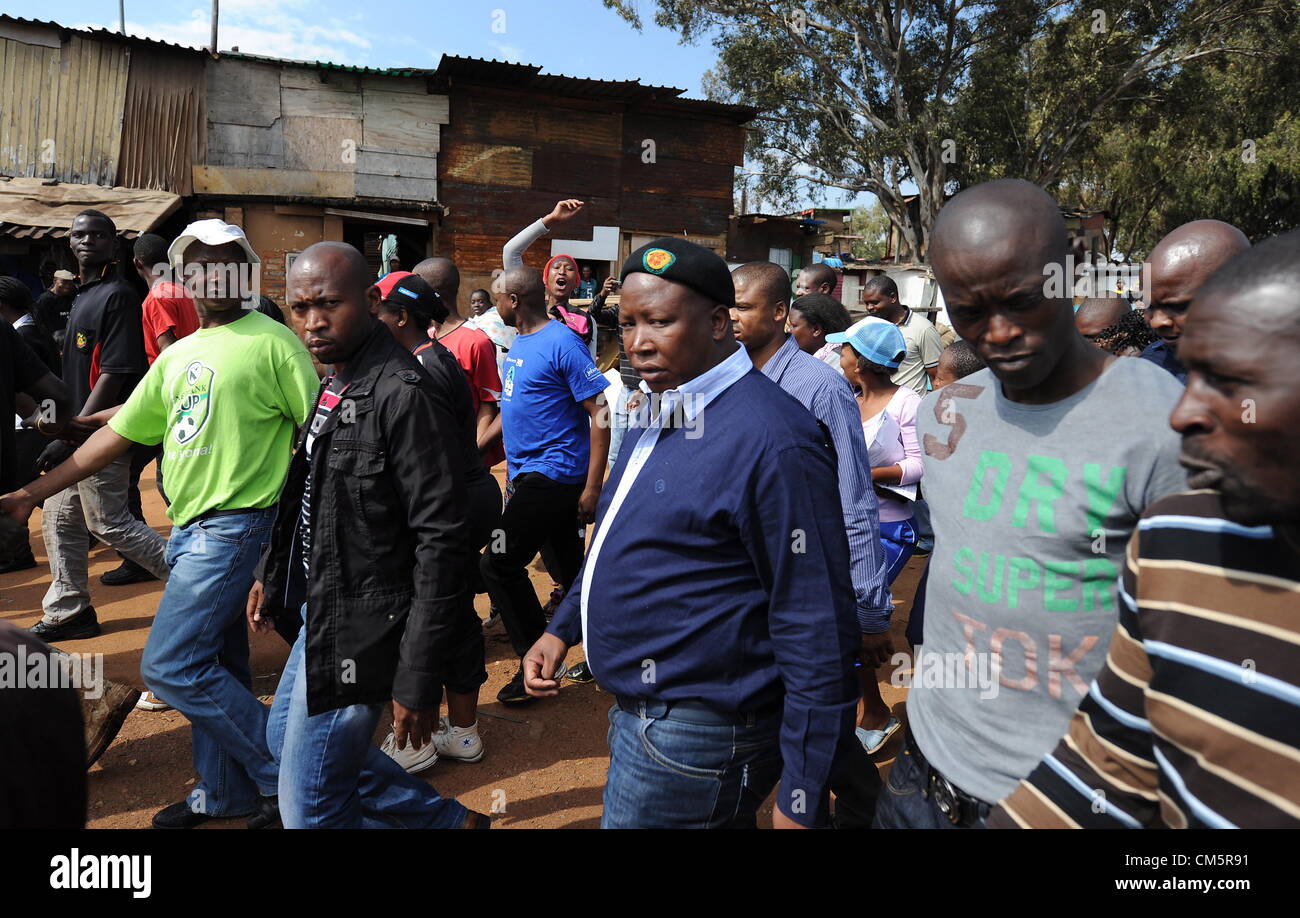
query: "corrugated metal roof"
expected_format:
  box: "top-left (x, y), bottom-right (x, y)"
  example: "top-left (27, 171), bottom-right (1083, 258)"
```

top-left (0, 222), bottom-right (140, 239)
top-left (0, 176), bottom-right (180, 238)
top-left (221, 50), bottom-right (435, 77)
top-left (0, 15), bottom-right (207, 54)
top-left (432, 55), bottom-right (758, 118)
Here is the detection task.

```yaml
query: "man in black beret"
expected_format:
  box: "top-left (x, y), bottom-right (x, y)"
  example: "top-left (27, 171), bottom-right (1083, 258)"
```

top-left (523, 238), bottom-right (860, 828)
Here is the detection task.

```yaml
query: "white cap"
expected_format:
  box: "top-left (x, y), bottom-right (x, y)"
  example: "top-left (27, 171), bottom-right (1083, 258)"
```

top-left (168, 219), bottom-right (260, 268)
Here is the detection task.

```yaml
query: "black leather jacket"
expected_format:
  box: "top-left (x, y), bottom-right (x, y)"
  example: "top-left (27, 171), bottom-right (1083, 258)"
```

top-left (261, 322), bottom-right (471, 715)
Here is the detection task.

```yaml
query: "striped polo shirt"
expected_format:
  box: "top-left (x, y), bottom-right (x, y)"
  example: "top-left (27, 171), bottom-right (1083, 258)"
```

top-left (988, 490), bottom-right (1300, 828)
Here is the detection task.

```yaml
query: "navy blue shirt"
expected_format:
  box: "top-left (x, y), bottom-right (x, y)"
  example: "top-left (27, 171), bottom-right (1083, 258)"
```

top-left (548, 346), bottom-right (859, 827)
top-left (1139, 338), bottom-right (1187, 385)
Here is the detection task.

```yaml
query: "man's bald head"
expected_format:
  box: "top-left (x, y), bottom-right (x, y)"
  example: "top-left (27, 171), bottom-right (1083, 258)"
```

top-left (286, 242), bottom-right (378, 366)
top-left (1144, 219), bottom-right (1250, 351)
top-left (933, 179), bottom-right (1068, 271)
top-left (930, 179), bottom-right (1080, 396)
top-left (795, 263), bottom-right (837, 296)
top-left (496, 265), bottom-right (545, 327)
top-left (412, 257), bottom-right (460, 305)
top-left (1075, 296), bottom-right (1130, 341)
top-left (290, 241), bottom-right (372, 295)
top-left (502, 265), bottom-right (544, 303)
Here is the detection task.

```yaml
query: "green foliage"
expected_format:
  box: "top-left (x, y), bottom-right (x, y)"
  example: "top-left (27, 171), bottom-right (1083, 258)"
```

top-left (849, 203), bottom-right (889, 260)
top-left (1053, 6), bottom-right (1300, 255)
top-left (605, 1), bottom-right (1294, 257)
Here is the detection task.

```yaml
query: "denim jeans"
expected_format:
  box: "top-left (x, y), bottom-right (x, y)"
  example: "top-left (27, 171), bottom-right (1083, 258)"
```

top-left (139, 508), bottom-right (278, 817)
top-left (267, 606), bottom-right (468, 829)
top-left (601, 699), bottom-right (784, 829)
top-left (871, 734), bottom-right (988, 829)
top-left (41, 452), bottom-right (169, 622)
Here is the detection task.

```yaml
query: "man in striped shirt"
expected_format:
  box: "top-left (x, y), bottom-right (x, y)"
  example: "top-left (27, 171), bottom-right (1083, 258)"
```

top-left (989, 231), bottom-right (1299, 828)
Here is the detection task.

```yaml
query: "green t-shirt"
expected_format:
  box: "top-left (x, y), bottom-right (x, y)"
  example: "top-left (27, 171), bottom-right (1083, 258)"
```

top-left (109, 310), bottom-right (319, 527)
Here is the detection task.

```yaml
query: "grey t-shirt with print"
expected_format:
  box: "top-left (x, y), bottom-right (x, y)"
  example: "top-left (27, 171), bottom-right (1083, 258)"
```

top-left (908, 356), bottom-right (1186, 803)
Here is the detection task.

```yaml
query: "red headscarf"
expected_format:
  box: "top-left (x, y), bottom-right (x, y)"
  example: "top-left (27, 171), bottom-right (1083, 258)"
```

top-left (544, 253), bottom-right (580, 290)
top-left (543, 253), bottom-right (591, 343)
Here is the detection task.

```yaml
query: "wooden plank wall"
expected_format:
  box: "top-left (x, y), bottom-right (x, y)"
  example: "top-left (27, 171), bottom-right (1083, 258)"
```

top-left (0, 29), bottom-right (129, 185)
top-left (197, 59), bottom-right (446, 203)
top-left (439, 84), bottom-right (745, 283)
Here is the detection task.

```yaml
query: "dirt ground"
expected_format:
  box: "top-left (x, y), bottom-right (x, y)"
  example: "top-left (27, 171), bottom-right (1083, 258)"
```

top-left (0, 465), bottom-right (923, 829)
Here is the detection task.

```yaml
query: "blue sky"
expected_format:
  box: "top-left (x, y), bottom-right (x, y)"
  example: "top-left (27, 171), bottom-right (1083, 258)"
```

top-left (8, 0), bottom-right (722, 95)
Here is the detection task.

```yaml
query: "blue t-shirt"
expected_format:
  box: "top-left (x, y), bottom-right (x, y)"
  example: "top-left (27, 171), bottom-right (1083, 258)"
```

top-left (500, 319), bottom-right (608, 483)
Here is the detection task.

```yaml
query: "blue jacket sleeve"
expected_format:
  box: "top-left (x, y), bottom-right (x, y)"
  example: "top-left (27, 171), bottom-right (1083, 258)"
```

top-left (737, 442), bottom-right (860, 827)
top-left (547, 571), bottom-right (584, 646)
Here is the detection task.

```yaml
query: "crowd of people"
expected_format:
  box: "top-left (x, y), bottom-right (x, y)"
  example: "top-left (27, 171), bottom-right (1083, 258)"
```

top-left (0, 176), bottom-right (1295, 830)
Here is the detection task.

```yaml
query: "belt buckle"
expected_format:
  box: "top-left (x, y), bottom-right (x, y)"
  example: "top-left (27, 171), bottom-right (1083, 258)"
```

top-left (929, 773), bottom-right (963, 826)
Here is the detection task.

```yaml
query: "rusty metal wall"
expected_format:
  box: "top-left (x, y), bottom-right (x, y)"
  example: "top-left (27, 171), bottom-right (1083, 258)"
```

top-left (0, 32), bottom-right (128, 185)
top-left (117, 49), bottom-right (206, 195)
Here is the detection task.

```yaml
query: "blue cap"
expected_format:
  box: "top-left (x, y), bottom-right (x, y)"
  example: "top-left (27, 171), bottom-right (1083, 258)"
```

top-left (826, 317), bottom-right (906, 368)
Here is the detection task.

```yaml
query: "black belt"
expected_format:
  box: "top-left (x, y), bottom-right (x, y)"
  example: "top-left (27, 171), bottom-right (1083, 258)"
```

top-left (905, 725), bottom-right (990, 827)
top-left (192, 507), bottom-right (263, 524)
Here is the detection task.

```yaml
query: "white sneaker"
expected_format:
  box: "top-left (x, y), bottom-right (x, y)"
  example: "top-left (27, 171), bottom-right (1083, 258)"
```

top-left (135, 691), bottom-right (172, 711)
top-left (380, 729), bottom-right (439, 774)
top-left (432, 716), bottom-right (485, 764)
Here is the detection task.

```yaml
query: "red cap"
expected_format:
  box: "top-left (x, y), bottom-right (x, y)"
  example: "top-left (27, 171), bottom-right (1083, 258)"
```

top-left (377, 270), bottom-right (415, 300)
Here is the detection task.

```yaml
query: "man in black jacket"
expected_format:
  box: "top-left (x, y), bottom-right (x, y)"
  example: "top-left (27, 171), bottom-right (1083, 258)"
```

top-left (247, 242), bottom-right (487, 829)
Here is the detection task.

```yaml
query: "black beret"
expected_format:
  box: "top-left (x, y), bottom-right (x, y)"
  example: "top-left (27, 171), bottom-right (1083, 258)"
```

top-left (620, 237), bottom-right (734, 307)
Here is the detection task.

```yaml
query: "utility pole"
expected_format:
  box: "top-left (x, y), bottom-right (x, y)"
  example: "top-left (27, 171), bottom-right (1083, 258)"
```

top-left (209, 0), bottom-right (219, 55)
top-left (119, 0), bottom-right (125, 34)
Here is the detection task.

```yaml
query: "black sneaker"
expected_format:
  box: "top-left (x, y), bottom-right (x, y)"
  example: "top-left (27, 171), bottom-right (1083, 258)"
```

top-left (496, 667), bottom-right (533, 705)
top-left (30, 607), bottom-right (102, 642)
top-left (152, 800), bottom-right (216, 830)
top-left (101, 559), bottom-right (158, 586)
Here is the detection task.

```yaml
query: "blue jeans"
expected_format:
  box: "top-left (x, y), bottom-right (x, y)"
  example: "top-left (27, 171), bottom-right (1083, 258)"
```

top-left (601, 699), bottom-right (783, 828)
top-left (266, 607), bottom-right (468, 829)
top-left (871, 735), bottom-right (988, 829)
top-left (140, 508), bottom-right (278, 817)
top-left (607, 384), bottom-right (635, 467)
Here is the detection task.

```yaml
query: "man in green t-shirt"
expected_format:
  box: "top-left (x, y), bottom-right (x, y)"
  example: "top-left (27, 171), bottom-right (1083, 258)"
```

top-left (1, 220), bottom-right (318, 830)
